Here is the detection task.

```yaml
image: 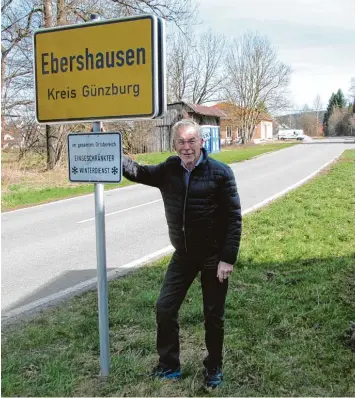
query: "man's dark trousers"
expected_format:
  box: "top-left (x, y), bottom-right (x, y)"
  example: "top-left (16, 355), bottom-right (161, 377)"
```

top-left (156, 251), bottom-right (229, 370)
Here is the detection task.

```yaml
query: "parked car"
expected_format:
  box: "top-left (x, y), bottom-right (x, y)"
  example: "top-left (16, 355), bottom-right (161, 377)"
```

top-left (278, 129), bottom-right (304, 140)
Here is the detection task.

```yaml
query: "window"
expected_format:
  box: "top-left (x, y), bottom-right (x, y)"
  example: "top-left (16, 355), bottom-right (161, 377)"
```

top-left (226, 126), bottom-right (232, 138)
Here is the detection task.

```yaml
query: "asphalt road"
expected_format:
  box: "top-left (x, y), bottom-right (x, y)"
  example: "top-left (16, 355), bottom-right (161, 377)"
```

top-left (2, 139), bottom-right (355, 318)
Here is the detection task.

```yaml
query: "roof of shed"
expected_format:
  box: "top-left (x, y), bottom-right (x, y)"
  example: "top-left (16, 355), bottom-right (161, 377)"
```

top-left (212, 102), bottom-right (273, 121)
top-left (168, 101), bottom-right (227, 117)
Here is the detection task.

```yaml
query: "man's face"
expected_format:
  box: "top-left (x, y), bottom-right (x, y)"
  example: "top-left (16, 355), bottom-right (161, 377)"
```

top-left (174, 126), bottom-right (203, 168)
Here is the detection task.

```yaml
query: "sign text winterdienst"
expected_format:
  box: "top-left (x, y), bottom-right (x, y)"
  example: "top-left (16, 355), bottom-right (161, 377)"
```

top-left (68, 133), bottom-right (122, 183)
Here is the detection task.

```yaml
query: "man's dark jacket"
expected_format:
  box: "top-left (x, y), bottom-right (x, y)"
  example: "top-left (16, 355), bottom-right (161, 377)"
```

top-left (122, 148), bottom-right (242, 265)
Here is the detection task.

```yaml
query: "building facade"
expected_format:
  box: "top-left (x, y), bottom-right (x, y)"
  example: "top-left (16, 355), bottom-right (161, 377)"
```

top-left (212, 102), bottom-right (273, 144)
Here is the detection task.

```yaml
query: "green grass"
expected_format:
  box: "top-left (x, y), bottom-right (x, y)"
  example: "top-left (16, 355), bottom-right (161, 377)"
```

top-left (135, 151), bottom-right (175, 164)
top-left (2, 150), bottom-right (354, 396)
top-left (1, 179), bottom-right (134, 210)
top-left (134, 143), bottom-right (296, 165)
top-left (1, 143), bottom-right (295, 211)
top-left (210, 143), bottom-right (297, 163)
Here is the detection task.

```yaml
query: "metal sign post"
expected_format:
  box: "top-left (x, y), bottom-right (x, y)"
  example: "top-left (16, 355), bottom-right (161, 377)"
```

top-left (67, 127), bottom-right (122, 378)
top-left (92, 121), bottom-right (110, 377)
top-left (90, 12), bottom-right (109, 379)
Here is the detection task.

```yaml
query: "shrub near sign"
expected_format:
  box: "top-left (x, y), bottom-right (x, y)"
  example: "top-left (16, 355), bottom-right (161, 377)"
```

top-left (34, 15), bottom-right (163, 123)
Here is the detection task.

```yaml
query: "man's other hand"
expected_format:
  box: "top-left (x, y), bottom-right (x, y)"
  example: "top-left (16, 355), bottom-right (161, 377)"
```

top-left (217, 261), bottom-right (233, 283)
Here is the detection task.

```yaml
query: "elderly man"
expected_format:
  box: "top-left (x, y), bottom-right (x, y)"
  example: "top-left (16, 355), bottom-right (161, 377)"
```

top-left (122, 119), bottom-right (242, 389)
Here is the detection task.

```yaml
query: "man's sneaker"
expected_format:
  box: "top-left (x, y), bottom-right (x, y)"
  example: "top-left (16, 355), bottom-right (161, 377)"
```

top-left (150, 364), bottom-right (181, 380)
top-left (204, 367), bottom-right (223, 389)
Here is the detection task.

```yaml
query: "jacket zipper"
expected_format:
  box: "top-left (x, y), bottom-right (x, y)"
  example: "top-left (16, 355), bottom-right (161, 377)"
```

top-left (182, 187), bottom-right (188, 252)
top-left (182, 170), bottom-right (193, 252)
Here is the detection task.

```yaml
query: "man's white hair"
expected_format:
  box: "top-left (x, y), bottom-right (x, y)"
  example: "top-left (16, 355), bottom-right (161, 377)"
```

top-left (172, 119), bottom-right (203, 139)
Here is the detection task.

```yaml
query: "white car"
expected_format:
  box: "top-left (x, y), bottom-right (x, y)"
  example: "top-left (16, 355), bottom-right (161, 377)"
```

top-left (278, 129), bottom-right (304, 140)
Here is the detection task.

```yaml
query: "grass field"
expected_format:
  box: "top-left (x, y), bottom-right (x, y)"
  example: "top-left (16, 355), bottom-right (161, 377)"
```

top-left (2, 150), bottom-right (354, 397)
top-left (1, 143), bottom-right (295, 211)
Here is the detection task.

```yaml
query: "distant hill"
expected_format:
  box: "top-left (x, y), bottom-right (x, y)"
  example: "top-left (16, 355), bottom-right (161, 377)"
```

top-left (275, 111), bottom-right (326, 130)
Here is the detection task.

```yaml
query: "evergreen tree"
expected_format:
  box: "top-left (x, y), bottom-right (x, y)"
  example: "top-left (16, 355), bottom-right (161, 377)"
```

top-left (334, 89), bottom-right (346, 108)
top-left (323, 89), bottom-right (346, 135)
top-left (323, 93), bottom-right (335, 136)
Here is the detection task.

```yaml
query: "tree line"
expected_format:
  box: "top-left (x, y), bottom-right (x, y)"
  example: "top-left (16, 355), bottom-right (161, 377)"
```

top-left (322, 86), bottom-right (355, 136)
top-left (2, 0), bottom-right (292, 167)
top-left (277, 83), bottom-right (355, 138)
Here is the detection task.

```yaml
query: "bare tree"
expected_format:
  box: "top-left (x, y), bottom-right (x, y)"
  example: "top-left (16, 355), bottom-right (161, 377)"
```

top-left (166, 31), bottom-right (193, 103)
top-left (167, 28), bottom-right (226, 104)
top-left (42, 0), bottom-right (78, 169)
top-left (15, 108), bottom-right (44, 159)
top-left (190, 29), bottom-right (226, 104)
top-left (349, 114), bottom-right (355, 135)
top-left (2, 0), bottom-right (198, 167)
top-left (328, 107), bottom-right (355, 136)
top-left (302, 103), bottom-right (310, 112)
top-left (300, 104), bottom-right (317, 136)
top-left (313, 94), bottom-right (322, 135)
top-left (287, 114), bottom-right (296, 129)
top-left (328, 108), bottom-right (343, 136)
top-left (105, 120), bottom-right (155, 154)
top-left (1, 0), bottom-right (42, 146)
top-left (224, 32), bottom-right (292, 143)
top-left (349, 77), bottom-right (355, 113)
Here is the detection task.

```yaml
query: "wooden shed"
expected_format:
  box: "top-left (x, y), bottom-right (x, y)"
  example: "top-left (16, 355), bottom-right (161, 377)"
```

top-left (150, 101), bottom-right (226, 152)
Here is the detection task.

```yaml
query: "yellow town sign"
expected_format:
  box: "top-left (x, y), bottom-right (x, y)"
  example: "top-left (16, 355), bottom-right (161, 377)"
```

top-left (34, 15), bottom-right (163, 123)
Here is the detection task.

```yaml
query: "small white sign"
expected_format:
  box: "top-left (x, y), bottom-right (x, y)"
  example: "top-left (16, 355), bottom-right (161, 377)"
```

top-left (68, 133), bottom-right (122, 183)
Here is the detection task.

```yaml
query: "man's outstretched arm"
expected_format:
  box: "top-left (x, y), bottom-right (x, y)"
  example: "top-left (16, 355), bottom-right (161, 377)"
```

top-left (123, 155), bottom-right (165, 188)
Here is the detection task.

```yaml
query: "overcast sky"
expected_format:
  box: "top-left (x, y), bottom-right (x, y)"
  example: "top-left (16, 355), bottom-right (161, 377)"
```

top-left (197, 0), bottom-right (355, 110)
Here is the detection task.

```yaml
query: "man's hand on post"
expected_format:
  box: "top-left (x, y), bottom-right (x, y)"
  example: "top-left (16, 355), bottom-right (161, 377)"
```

top-left (217, 261), bottom-right (233, 283)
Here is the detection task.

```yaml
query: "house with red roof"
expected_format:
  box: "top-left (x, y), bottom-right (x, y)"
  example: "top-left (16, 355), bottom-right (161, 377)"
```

top-left (211, 102), bottom-right (273, 144)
